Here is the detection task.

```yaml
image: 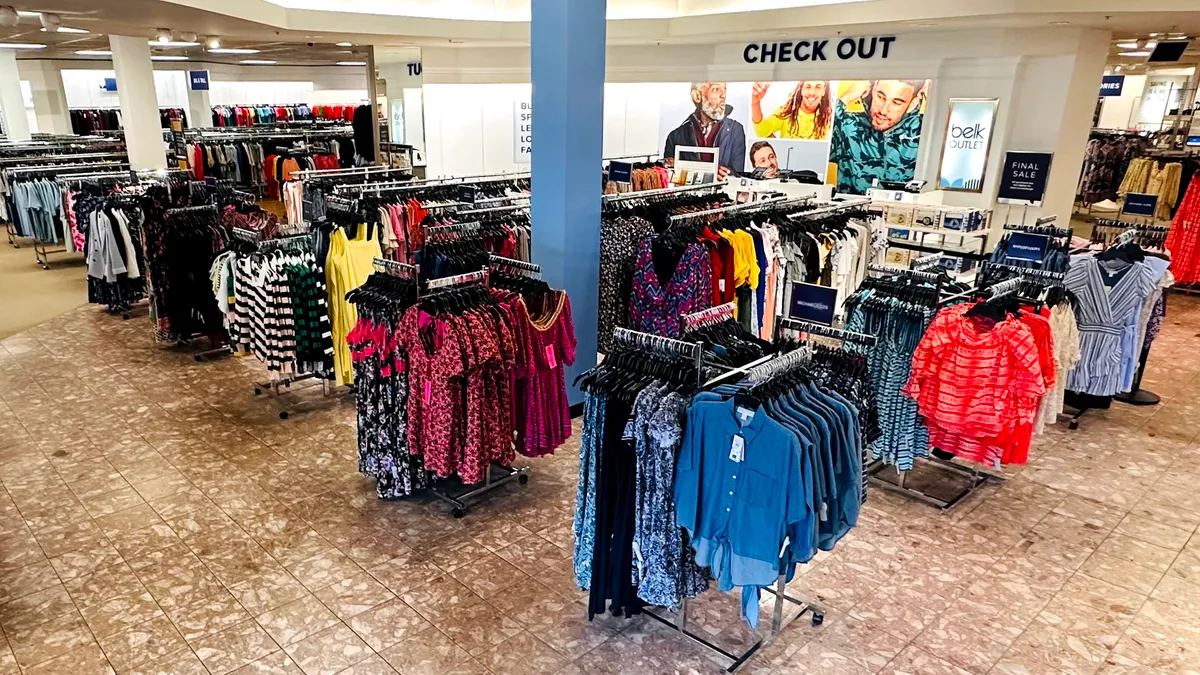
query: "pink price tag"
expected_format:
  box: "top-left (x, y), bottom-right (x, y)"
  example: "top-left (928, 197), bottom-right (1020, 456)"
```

top-left (545, 345), bottom-right (557, 369)
top-left (424, 381), bottom-right (431, 404)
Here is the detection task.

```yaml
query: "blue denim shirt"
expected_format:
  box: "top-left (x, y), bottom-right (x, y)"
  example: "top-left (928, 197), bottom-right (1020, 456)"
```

top-left (675, 398), bottom-right (809, 626)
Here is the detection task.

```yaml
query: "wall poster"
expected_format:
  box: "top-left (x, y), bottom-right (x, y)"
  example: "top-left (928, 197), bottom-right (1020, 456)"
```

top-left (936, 98), bottom-right (998, 193)
top-left (658, 79), bottom-right (932, 194)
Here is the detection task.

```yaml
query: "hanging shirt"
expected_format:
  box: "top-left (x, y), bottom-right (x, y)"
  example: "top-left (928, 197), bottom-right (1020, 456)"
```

top-left (629, 239), bottom-right (712, 338)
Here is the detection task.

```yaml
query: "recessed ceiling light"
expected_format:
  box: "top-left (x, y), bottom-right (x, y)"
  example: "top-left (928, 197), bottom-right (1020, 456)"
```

top-left (336, 42), bottom-right (352, 47)
top-left (916, 22), bottom-right (938, 27)
top-left (155, 29), bottom-right (172, 43)
top-left (42, 26), bottom-right (87, 33)
top-left (336, 61), bottom-right (366, 66)
top-left (1149, 33), bottom-right (1159, 37)
top-left (1117, 42), bottom-right (1139, 49)
top-left (205, 36), bottom-right (221, 49)
top-left (208, 48), bottom-right (260, 54)
top-left (151, 55), bottom-right (189, 61)
top-left (1146, 41), bottom-right (1158, 48)
top-left (1120, 51), bottom-right (1152, 57)
top-left (74, 49), bottom-right (112, 56)
top-left (0, 43), bottom-right (47, 50)
top-left (1049, 21), bottom-right (1071, 26)
top-left (1115, 65), bottom-right (1122, 72)
top-left (149, 41), bottom-right (199, 48)
top-left (240, 59), bottom-right (277, 65)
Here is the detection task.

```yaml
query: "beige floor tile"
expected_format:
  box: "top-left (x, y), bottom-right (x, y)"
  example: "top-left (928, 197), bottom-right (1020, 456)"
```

top-left (283, 623), bottom-right (373, 675)
top-left (96, 615), bottom-right (188, 673)
top-left (345, 598), bottom-right (434, 652)
top-left (192, 619), bottom-right (282, 675)
top-left (254, 594), bottom-right (340, 646)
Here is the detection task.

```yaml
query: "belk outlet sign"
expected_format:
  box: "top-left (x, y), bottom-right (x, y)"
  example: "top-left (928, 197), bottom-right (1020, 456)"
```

top-left (937, 98), bottom-right (999, 193)
top-left (744, 36), bottom-right (897, 63)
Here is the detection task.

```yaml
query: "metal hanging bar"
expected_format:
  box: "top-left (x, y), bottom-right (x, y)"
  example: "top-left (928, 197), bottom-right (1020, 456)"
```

top-left (667, 196), bottom-right (816, 223)
top-left (868, 264), bottom-right (940, 283)
top-left (910, 252), bottom-right (944, 271)
top-left (458, 203), bottom-right (530, 216)
top-left (681, 302), bottom-right (737, 331)
top-left (372, 258), bottom-right (419, 277)
top-left (166, 204), bottom-right (219, 215)
top-left (776, 317), bottom-right (877, 346)
top-left (488, 254), bottom-right (541, 276)
top-left (787, 197), bottom-right (872, 221)
top-left (425, 268), bottom-right (489, 291)
top-left (602, 180), bottom-right (729, 204)
top-left (982, 262), bottom-right (1066, 281)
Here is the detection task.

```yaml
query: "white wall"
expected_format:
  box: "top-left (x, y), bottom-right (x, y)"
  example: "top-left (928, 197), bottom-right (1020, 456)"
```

top-left (61, 69), bottom-right (188, 108)
top-left (1097, 75), bottom-right (1147, 130)
top-left (420, 26), bottom-right (1110, 223)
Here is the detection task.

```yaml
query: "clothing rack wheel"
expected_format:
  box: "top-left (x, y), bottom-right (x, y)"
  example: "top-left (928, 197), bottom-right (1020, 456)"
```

top-left (429, 463), bottom-right (529, 518)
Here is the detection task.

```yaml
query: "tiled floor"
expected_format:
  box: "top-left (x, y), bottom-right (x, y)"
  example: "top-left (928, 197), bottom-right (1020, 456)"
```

top-left (2, 298), bottom-right (1200, 675)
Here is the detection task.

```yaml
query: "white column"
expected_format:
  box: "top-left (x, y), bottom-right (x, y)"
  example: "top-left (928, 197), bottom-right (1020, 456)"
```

top-left (378, 57), bottom-right (426, 161)
top-left (186, 87), bottom-right (211, 129)
top-left (0, 49), bottom-right (32, 140)
top-left (109, 35), bottom-right (166, 170)
top-left (21, 60), bottom-right (71, 135)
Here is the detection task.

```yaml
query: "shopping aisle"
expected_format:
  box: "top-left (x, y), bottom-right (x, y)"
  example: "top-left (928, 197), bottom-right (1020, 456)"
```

top-left (0, 246), bottom-right (86, 340)
top-left (0, 300), bottom-right (1199, 674)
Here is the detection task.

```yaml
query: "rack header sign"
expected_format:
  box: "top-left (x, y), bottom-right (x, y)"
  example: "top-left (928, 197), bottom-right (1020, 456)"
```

top-left (608, 161), bottom-right (633, 183)
top-left (1005, 233), bottom-right (1049, 263)
top-left (1099, 75), bottom-right (1125, 97)
top-left (102, 77), bottom-right (117, 92)
top-left (188, 70), bottom-right (210, 91)
top-left (1123, 193), bottom-right (1158, 217)
top-left (788, 282), bottom-right (837, 326)
top-left (996, 151), bottom-right (1053, 206)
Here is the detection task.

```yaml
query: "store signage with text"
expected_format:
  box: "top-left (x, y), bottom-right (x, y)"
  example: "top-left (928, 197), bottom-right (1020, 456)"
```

top-left (1099, 75), bottom-right (1125, 97)
top-left (608, 161), bottom-right (633, 183)
top-left (1123, 193), bottom-right (1158, 217)
top-left (744, 36), bottom-right (896, 63)
top-left (996, 151), bottom-right (1053, 205)
top-left (937, 98), bottom-right (998, 193)
top-left (513, 98), bottom-right (531, 164)
top-left (1005, 233), bottom-right (1049, 263)
top-left (188, 70), bottom-right (210, 91)
top-left (788, 282), bottom-right (837, 326)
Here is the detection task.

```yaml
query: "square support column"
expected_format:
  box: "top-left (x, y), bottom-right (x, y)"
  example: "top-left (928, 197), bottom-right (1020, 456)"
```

top-left (0, 50), bottom-right (31, 140)
top-left (110, 35), bottom-right (166, 170)
top-left (531, 0), bottom-right (607, 405)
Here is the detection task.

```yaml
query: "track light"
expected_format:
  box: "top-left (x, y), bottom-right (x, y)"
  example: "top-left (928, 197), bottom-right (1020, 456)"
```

top-left (155, 29), bottom-right (172, 44)
top-left (205, 36), bottom-right (221, 49)
top-left (38, 12), bottom-right (60, 31)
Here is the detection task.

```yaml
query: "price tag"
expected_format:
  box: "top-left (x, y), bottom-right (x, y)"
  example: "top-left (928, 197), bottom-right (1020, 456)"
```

top-left (424, 381), bottom-right (431, 404)
top-left (729, 435), bottom-right (745, 463)
top-left (545, 345), bottom-right (557, 369)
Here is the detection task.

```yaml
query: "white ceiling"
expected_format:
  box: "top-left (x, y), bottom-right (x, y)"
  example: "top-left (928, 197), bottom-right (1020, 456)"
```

top-left (2, 0), bottom-right (1200, 67)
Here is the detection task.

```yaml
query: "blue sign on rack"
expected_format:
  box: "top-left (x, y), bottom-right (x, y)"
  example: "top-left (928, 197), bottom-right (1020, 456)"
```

top-left (1123, 192), bottom-right (1159, 217)
top-left (608, 161), bottom-right (633, 183)
top-left (1005, 232), bottom-right (1050, 263)
top-left (459, 185), bottom-right (476, 205)
top-left (102, 77), bottom-right (117, 92)
top-left (788, 282), bottom-right (837, 326)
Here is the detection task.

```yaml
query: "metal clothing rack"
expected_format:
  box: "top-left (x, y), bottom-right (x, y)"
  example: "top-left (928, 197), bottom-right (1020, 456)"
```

top-left (681, 301), bottom-right (737, 332)
top-left (867, 263), bottom-right (940, 284)
top-left (601, 180), bottom-right (728, 204)
top-left (667, 196), bottom-right (816, 223)
top-left (910, 252), bottom-right (943, 271)
top-left (787, 197), bottom-right (873, 221)
top-left (6, 161), bottom-right (130, 262)
top-left (458, 203), bottom-right (529, 217)
top-left (775, 317), bottom-right (877, 347)
top-left (612, 327), bottom-right (824, 672)
top-left (421, 267), bottom-right (527, 517)
top-left (488, 254), bottom-right (540, 277)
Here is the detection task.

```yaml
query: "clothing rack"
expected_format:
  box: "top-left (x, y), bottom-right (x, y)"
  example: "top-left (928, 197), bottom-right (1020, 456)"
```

top-left (681, 301), bottom-right (737, 331)
top-left (487, 254), bottom-right (540, 276)
top-left (372, 257), bottom-right (419, 278)
top-left (910, 253), bottom-right (943, 271)
top-left (473, 193), bottom-right (530, 206)
top-left (457, 203), bottom-right (529, 216)
top-left (601, 180), bottom-right (728, 203)
top-left (867, 263), bottom-right (940, 283)
top-left (425, 221), bottom-right (480, 237)
top-left (419, 265), bottom-right (528, 516)
top-left (1004, 222), bottom-right (1074, 239)
top-left (614, 327), bottom-right (824, 671)
top-left (334, 171), bottom-right (529, 195)
top-left (982, 262), bottom-right (1067, 282)
top-left (775, 317), bottom-right (878, 347)
top-left (787, 197), bottom-right (873, 220)
top-left (667, 196), bottom-right (815, 223)
top-left (166, 204), bottom-right (219, 215)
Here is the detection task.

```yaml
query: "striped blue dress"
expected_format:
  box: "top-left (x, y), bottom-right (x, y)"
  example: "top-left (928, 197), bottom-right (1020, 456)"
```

top-left (1064, 254), bottom-right (1158, 396)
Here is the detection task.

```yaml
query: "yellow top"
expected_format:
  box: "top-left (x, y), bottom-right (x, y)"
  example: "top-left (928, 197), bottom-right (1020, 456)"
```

top-left (755, 108), bottom-right (823, 140)
top-left (326, 226), bottom-right (382, 387)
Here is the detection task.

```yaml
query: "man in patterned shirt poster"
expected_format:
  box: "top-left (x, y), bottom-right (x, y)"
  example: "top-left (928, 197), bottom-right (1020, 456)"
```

top-left (829, 79), bottom-right (930, 194)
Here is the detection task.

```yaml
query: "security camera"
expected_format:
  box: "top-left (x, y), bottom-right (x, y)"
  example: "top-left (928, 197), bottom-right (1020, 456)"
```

top-left (306, 41), bottom-right (314, 47)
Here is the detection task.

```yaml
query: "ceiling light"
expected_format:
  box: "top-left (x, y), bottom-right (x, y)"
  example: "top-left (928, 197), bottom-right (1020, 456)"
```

top-left (1117, 42), bottom-right (1139, 49)
top-left (205, 36), bottom-right (220, 49)
top-left (42, 26), bottom-right (87, 33)
top-left (336, 61), bottom-right (366, 66)
top-left (915, 22), bottom-right (938, 27)
top-left (154, 29), bottom-right (172, 44)
top-left (1146, 41), bottom-right (1158, 48)
top-left (179, 32), bottom-right (197, 42)
top-left (0, 43), bottom-right (47, 50)
top-left (1149, 33), bottom-right (1159, 37)
top-left (74, 49), bottom-right (112, 56)
top-left (151, 55), bottom-right (188, 61)
top-left (38, 12), bottom-right (60, 31)
top-left (208, 48), bottom-right (260, 54)
top-left (149, 41), bottom-right (199, 48)
top-left (1115, 65), bottom-right (1123, 72)
top-left (240, 59), bottom-right (277, 65)
top-left (1120, 51), bottom-right (1152, 57)
top-left (335, 42), bottom-right (352, 47)
top-left (1049, 20), bottom-right (1071, 26)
